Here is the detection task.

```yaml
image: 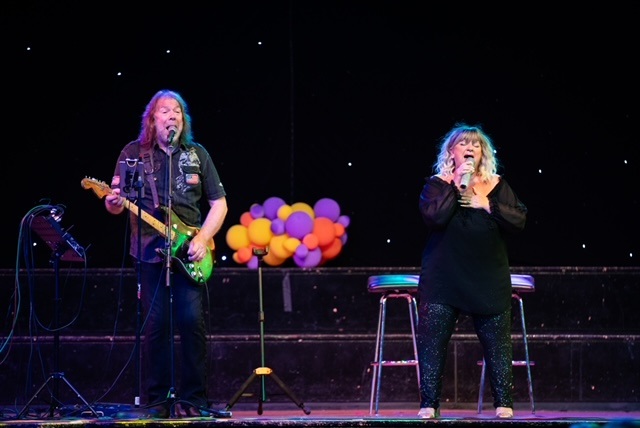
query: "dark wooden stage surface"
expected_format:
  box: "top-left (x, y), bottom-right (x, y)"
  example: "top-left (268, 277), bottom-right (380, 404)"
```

top-left (1, 403), bottom-right (639, 428)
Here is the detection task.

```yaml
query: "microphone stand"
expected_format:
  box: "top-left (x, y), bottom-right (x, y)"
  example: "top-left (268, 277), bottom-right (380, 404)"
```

top-left (132, 162), bottom-right (145, 409)
top-left (163, 137), bottom-right (178, 418)
top-left (119, 158), bottom-right (146, 410)
top-left (224, 248), bottom-right (310, 415)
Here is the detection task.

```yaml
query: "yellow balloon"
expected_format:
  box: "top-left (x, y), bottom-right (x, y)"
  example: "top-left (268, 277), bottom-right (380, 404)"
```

top-left (269, 234), bottom-right (293, 259)
top-left (291, 202), bottom-right (315, 218)
top-left (226, 224), bottom-right (250, 250)
top-left (247, 218), bottom-right (273, 246)
top-left (277, 204), bottom-right (293, 221)
top-left (284, 237), bottom-right (301, 253)
top-left (263, 251), bottom-right (287, 266)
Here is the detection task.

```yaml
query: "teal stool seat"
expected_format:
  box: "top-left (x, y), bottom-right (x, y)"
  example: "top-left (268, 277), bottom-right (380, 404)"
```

top-left (367, 274), bottom-right (420, 415)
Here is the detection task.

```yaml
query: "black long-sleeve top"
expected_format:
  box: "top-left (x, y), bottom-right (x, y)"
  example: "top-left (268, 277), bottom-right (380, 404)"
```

top-left (418, 176), bottom-right (527, 315)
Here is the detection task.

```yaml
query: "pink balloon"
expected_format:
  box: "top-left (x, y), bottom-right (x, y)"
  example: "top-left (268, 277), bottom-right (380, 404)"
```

top-left (285, 211), bottom-right (314, 239)
top-left (263, 196), bottom-right (287, 220)
top-left (314, 198), bottom-right (340, 222)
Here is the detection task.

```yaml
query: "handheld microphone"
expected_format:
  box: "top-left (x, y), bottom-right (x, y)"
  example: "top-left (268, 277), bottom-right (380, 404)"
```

top-left (460, 155), bottom-right (475, 189)
top-left (168, 129), bottom-right (176, 144)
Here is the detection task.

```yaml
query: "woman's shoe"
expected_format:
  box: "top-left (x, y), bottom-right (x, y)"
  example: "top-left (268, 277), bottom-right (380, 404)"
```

top-left (418, 407), bottom-right (439, 419)
top-left (496, 407), bottom-right (513, 418)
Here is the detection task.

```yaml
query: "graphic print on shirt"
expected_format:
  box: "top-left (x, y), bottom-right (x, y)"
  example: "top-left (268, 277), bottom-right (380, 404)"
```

top-left (176, 148), bottom-right (201, 193)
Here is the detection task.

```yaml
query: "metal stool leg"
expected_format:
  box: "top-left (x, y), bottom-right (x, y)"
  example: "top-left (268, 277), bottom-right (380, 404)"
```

top-left (477, 293), bottom-right (535, 414)
top-left (369, 293), bottom-right (420, 415)
top-left (514, 294), bottom-right (535, 414)
top-left (408, 295), bottom-right (421, 396)
top-left (369, 294), bottom-right (388, 415)
top-left (477, 358), bottom-right (486, 413)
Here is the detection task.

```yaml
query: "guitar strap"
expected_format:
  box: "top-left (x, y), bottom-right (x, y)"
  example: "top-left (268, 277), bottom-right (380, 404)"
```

top-left (140, 146), bottom-right (160, 208)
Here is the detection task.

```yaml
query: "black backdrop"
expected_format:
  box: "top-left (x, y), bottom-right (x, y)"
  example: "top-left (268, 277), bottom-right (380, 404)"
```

top-left (4, 1), bottom-right (638, 269)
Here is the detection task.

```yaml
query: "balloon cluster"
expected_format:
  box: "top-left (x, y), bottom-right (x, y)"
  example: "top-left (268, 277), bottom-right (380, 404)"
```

top-left (225, 196), bottom-right (350, 268)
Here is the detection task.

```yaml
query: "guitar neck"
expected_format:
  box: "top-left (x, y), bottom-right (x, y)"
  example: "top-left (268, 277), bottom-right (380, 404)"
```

top-left (123, 200), bottom-right (173, 241)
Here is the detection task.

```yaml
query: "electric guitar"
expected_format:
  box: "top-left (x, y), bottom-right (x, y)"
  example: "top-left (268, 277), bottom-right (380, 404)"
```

top-left (81, 177), bottom-right (215, 285)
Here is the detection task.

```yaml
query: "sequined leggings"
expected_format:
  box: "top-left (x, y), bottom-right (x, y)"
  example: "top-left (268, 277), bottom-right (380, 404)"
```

top-left (417, 302), bottom-right (513, 409)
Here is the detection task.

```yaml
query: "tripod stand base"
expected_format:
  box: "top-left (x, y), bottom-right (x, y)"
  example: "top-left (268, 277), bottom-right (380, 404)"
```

top-left (18, 372), bottom-right (100, 419)
top-left (225, 367), bottom-right (311, 415)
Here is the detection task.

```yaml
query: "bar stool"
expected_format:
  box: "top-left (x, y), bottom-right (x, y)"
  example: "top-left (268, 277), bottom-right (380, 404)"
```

top-left (367, 274), bottom-right (420, 415)
top-left (477, 274), bottom-right (535, 414)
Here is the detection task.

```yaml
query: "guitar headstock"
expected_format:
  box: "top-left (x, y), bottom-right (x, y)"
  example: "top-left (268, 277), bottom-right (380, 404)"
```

top-left (81, 177), bottom-right (113, 199)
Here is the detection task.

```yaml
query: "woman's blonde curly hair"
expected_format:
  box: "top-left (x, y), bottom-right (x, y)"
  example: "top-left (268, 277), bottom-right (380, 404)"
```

top-left (433, 122), bottom-right (499, 183)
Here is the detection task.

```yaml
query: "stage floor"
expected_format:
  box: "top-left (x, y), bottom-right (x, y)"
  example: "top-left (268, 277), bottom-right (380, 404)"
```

top-left (1, 403), bottom-right (639, 428)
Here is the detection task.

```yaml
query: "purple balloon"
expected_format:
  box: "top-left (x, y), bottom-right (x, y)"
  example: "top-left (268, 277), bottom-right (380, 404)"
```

top-left (263, 196), bottom-right (287, 220)
top-left (314, 198), bottom-right (340, 222)
top-left (293, 247), bottom-right (322, 267)
top-left (247, 256), bottom-right (259, 269)
top-left (285, 211), bottom-right (313, 239)
top-left (250, 203), bottom-right (264, 219)
top-left (270, 218), bottom-right (286, 235)
top-left (295, 243), bottom-right (309, 258)
top-left (337, 215), bottom-right (351, 228)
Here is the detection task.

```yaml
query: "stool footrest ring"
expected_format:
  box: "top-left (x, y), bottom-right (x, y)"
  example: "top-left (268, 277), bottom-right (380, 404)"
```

top-left (372, 360), bottom-right (418, 367)
top-left (477, 360), bottom-right (535, 366)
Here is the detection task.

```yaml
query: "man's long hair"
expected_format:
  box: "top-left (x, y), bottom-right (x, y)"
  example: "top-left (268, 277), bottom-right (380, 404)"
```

top-left (137, 89), bottom-right (194, 149)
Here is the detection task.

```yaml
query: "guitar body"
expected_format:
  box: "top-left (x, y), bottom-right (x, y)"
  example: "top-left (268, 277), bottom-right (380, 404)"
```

top-left (81, 177), bottom-right (215, 285)
top-left (159, 207), bottom-right (215, 284)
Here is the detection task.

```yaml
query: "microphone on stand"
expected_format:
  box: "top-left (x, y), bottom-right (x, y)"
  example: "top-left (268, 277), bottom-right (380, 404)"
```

top-left (460, 155), bottom-right (475, 189)
top-left (167, 129), bottom-right (176, 145)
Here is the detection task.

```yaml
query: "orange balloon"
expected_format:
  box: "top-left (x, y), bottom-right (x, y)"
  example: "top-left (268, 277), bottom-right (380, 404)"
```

top-left (320, 238), bottom-right (343, 260)
top-left (313, 217), bottom-right (335, 246)
top-left (241, 212), bottom-right (256, 227)
top-left (334, 222), bottom-right (345, 238)
top-left (236, 247), bottom-right (253, 264)
top-left (302, 233), bottom-right (319, 250)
